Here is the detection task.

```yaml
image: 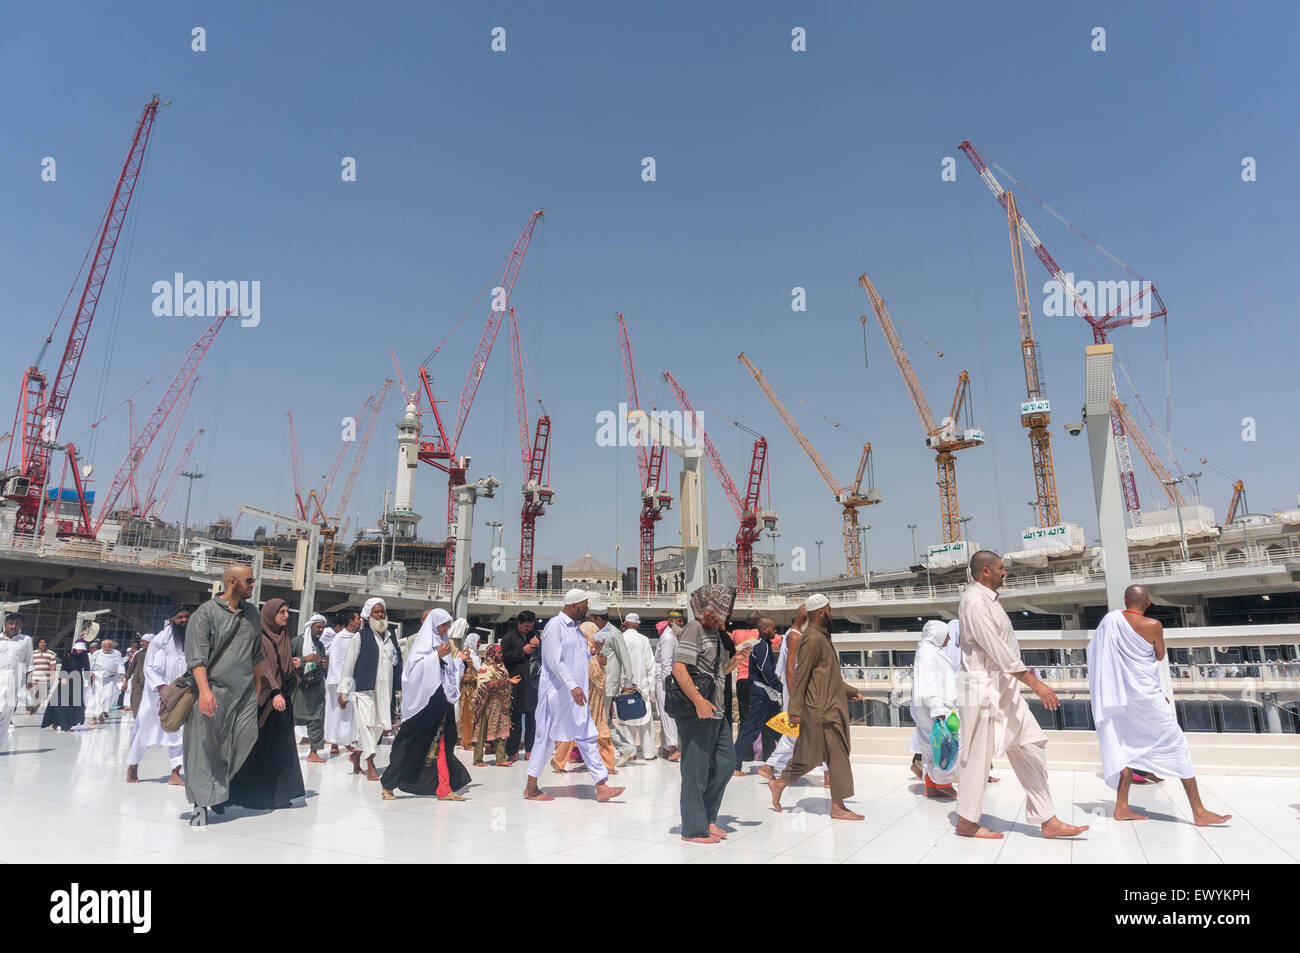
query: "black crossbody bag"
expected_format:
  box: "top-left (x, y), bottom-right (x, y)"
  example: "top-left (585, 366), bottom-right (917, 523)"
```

top-left (663, 629), bottom-right (730, 720)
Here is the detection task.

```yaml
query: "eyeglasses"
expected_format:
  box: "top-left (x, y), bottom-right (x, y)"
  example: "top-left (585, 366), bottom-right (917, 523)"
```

top-left (242, 577), bottom-right (255, 584)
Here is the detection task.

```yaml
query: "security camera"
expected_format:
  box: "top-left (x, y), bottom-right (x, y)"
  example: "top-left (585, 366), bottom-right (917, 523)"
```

top-left (1064, 421), bottom-right (1084, 437)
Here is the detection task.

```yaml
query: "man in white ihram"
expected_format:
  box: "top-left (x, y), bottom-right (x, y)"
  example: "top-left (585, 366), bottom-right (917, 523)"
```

top-left (1088, 584), bottom-right (1231, 826)
top-left (523, 589), bottom-right (626, 803)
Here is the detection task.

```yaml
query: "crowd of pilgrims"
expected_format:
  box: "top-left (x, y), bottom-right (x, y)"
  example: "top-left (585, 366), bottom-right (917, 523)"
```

top-left (0, 548), bottom-right (1231, 843)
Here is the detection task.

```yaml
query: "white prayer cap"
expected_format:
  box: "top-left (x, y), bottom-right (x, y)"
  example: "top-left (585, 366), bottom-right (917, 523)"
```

top-left (806, 593), bottom-right (830, 612)
top-left (448, 618), bottom-right (469, 642)
top-left (564, 588), bottom-right (588, 606)
top-left (73, 639), bottom-right (87, 650)
top-left (589, 598), bottom-right (610, 615)
top-left (624, 613), bottom-right (641, 626)
top-left (308, 613), bottom-right (326, 625)
top-left (361, 597), bottom-right (386, 619)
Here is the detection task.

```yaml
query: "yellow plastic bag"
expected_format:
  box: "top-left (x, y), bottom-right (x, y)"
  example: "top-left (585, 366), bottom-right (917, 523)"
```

top-left (766, 710), bottom-right (800, 738)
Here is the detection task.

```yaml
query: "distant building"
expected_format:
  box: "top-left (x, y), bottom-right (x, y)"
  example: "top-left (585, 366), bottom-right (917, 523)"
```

top-left (563, 552), bottom-right (620, 592)
top-left (652, 545), bottom-right (777, 594)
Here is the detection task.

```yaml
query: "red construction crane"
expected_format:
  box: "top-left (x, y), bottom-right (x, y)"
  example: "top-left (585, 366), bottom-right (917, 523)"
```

top-left (147, 428), bottom-right (204, 520)
top-left (138, 377), bottom-right (198, 518)
top-left (91, 311), bottom-right (231, 537)
top-left (619, 313), bottom-right (672, 594)
top-left (959, 140), bottom-right (1165, 526)
top-left (322, 379), bottom-right (392, 572)
top-left (3, 96), bottom-right (165, 537)
top-left (417, 210), bottom-right (545, 573)
top-left (508, 306), bottom-right (553, 591)
top-left (662, 372), bottom-right (776, 599)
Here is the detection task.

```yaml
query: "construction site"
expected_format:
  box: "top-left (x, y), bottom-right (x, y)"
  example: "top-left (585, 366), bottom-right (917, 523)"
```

top-left (1, 94), bottom-right (1297, 764)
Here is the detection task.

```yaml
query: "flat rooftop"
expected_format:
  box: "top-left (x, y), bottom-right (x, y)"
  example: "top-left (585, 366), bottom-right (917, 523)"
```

top-left (2, 711), bottom-right (1295, 865)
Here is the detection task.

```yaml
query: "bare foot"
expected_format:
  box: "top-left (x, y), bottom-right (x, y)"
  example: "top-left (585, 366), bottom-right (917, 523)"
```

top-left (910, 761), bottom-right (923, 780)
top-left (1041, 817), bottom-right (1089, 838)
top-left (299, 738), bottom-right (310, 746)
top-left (830, 805), bottom-right (865, 821)
top-left (708, 823), bottom-right (728, 839)
top-left (551, 766), bottom-right (568, 775)
top-left (523, 787), bottom-right (554, 801)
top-left (439, 791), bottom-right (467, 801)
top-left (349, 751), bottom-right (362, 775)
top-left (823, 775), bottom-right (831, 788)
top-left (682, 834), bottom-right (720, 844)
top-left (667, 751), bottom-right (680, 762)
top-left (757, 764), bottom-right (774, 781)
top-left (595, 783), bottom-right (626, 802)
top-left (329, 745), bottom-right (340, 755)
top-left (925, 784), bottom-right (957, 800)
top-left (955, 817), bottom-right (1003, 839)
top-left (1114, 805), bottom-right (1148, 821)
top-left (381, 788), bottom-right (396, 800)
top-left (987, 775), bottom-right (1001, 783)
top-left (769, 776), bottom-right (789, 811)
top-left (365, 765), bottom-right (381, 782)
top-left (732, 770), bottom-right (745, 778)
top-left (167, 769), bottom-right (185, 786)
top-left (306, 751), bottom-right (327, 764)
top-left (474, 761), bottom-right (487, 767)
top-left (126, 765), bottom-right (139, 784)
top-left (1193, 808), bottom-right (1232, 826)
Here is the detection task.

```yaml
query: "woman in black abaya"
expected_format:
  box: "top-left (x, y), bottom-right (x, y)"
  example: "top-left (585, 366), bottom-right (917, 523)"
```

top-left (222, 598), bottom-right (306, 810)
top-left (42, 639), bottom-right (91, 731)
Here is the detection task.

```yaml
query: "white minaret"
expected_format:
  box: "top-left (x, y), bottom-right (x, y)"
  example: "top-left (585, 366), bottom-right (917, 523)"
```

top-left (389, 400), bottom-right (421, 539)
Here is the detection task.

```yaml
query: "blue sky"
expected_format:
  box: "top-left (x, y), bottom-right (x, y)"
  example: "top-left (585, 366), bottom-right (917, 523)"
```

top-left (2, 1), bottom-right (1296, 581)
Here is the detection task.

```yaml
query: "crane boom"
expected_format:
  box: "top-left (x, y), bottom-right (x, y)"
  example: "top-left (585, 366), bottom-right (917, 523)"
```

top-left (662, 372), bottom-right (744, 521)
top-left (6, 97), bottom-right (164, 536)
top-left (1226, 480), bottom-right (1246, 525)
top-left (92, 310), bottom-right (229, 536)
top-left (1111, 398), bottom-right (1184, 507)
top-left (859, 277), bottom-right (939, 436)
top-left (139, 376), bottom-right (199, 517)
top-left (150, 428), bottom-right (204, 519)
top-left (738, 353), bottom-right (844, 497)
top-left (333, 380), bottom-right (392, 526)
top-left (287, 411), bottom-right (306, 521)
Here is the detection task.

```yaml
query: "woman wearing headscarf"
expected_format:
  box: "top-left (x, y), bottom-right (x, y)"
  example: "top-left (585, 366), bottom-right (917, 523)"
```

top-left (672, 584), bottom-right (750, 844)
top-left (379, 609), bottom-right (471, 801)
top-left (222, 598), bottom-right (306, 810)
top-left (457, 631), bottom-right (480, 750)
top-left (910, 620), bottom-right (960, 798)
top-left (550, 621), bottom-right (618, 775)
top-left (42, 639), bottom-right (91, 732)
top-left (471, 643), bottom-right (519, 766)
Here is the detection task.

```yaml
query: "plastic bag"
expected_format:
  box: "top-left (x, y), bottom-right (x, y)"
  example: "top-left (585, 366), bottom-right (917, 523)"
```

top-left (931, 715), bottom-right (959, 771)
top-left (766, 710), bottom-right (800, 738)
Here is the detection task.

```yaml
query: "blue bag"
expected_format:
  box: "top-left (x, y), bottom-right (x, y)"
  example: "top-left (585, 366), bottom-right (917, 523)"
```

top-left (931, 716), bottom-right (959, 771)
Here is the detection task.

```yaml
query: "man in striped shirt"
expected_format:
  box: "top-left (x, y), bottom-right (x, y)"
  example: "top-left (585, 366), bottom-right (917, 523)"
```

top-left (29, 637), bottom-right (58, 714)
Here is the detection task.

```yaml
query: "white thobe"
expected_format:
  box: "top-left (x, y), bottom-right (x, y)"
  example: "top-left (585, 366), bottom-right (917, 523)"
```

top-left (613, 628), bottom-right (657, 757)
top-left (88, 649), bottom-right (124, 719)
top-left (956, 582), bottom-right (1053, 825)
top-left (324, 630), bottom-right (358, 746)
top-left (127, 627), bottom-right (186, 769)
top-left (654, 627), bottom-right (680, 749)
top-left (338, 630), bottom-right (397, 759)
top-left (526, 613), bottom-right (607, 784)
top-left (0, 633), bottom-right (33, 736)
top-left (1088, 610), bottom-right (1195, 789)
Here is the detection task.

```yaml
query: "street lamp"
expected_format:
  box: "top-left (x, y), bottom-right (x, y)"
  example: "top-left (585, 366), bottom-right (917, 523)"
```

top-left (858, 524), bottom-right (872, 589)
top-left (485, 520), bottom-right (503, 584)
top-left (1162, 477), bottom-right (1189, 561)
top-left (1186, 471), bottom-right (1203, 504)
top-left (814, 539), bottom-right (824, 578)
top-left (179, 470), bottom-right (206, 553)
top-left (906, 523), bottom-right (918, 566)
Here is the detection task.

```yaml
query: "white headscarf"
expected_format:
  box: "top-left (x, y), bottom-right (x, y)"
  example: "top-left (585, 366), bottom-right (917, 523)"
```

top-left (913, 620), bottom-right (958, 725)
top-left (361, 597), bottom-right (385, 620)
top-left (944, 619), bottom-right (961, 670)
top-left (302, 613), bottom-right (327, 657)
top-left (462, 628), bottom-right (481, 669)
top-left (400, 608), bottom-right (456, 721)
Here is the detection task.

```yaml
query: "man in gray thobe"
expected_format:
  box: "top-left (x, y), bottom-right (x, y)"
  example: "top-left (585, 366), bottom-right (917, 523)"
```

top-left (183, 564), bottom-right (264, 826)
top-left (594, 600), bottom-right (635, 767)
top-left (292, 613), bottom-right (329, 764)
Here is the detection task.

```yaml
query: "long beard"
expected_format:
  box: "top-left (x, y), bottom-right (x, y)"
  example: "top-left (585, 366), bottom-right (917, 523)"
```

top-left (369, 618), bottom-right (388, 636)
top-left (670, 623), bottom-right (684, 635)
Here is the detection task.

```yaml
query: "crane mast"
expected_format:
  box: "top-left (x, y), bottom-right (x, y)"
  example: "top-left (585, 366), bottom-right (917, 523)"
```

top-left (149, 428), bottom-right (204, 520)
top-left (4, 96), bottom-right (165, 536)
top-left (1007, 193), bottom-right (1061, 527)
top-left (322, 380), bottom-right (392, 573)
top-left (859, 275), bottom-right (983, 544)
top-left (509, 306), bottom-right (553, 591)
top-left (738, 352), bottom-right (878, 577)
top-left (619, 313), bottom-right (671, 594)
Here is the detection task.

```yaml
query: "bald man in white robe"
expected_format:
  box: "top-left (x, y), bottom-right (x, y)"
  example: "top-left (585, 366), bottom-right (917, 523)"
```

top-left (1088, 585), bottom-right (1231, 826)
top-left (955, 551), bottom-right (1087, 840)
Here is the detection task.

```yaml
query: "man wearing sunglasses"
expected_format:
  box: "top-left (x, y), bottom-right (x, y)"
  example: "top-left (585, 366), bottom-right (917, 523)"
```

top-left (182, 564), bottom-right (264, 826)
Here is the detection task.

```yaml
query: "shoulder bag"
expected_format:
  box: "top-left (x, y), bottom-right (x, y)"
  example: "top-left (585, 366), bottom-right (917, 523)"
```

top-left (662, 630), bottom-right (723, 720)
top-left (158, 607), bottom-right (242, 732)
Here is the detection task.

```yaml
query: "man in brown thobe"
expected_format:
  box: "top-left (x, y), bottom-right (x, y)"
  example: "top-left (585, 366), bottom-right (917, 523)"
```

top-left (769, 594), bottom-right (865, 820)
top-left (123, 635), bottom-right (151, 714)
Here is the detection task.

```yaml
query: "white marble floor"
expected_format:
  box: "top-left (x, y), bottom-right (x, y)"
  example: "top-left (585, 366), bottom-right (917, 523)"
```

top-left (2, 711), bottom-right (1297, 864)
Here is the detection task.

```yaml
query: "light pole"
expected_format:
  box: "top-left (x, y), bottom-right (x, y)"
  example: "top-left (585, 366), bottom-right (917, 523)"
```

top-left (485, 520), bottom-right (503, 584)
top-left (179, 470), bottom-right (205, 553)
top-left (768, 530), bottom-right (781, 591)
top-left (815, 539), bottom-right (824, 578)
top-left (906, 523), bottom-right (917, 566)
top-left (1163, 477), bottom-right (1189, 561)
top-left (858, 524), bottom-right (872, 589)
top-left (1186, 470), bottom-right (1203, 504)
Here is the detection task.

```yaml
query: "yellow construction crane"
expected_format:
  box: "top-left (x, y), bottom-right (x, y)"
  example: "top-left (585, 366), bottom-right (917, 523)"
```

top-left (1006, 193), bottom-right (1061, 527)
top-left (738, 353), bottom-right (880, 576)
top-left (1226, 480), bottom-right (1247, 524)
top-left (321, 379), bottom-right (393, 572)
top-left (859, 274), bottom-right (984, 544)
